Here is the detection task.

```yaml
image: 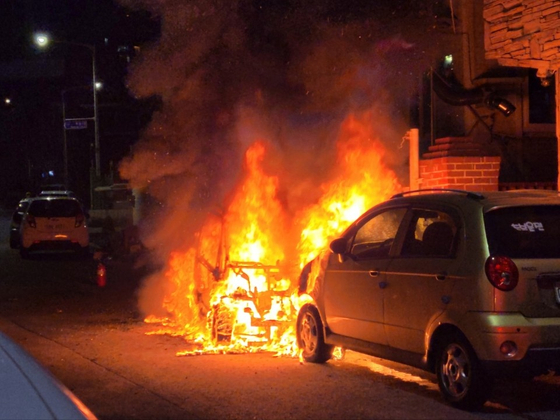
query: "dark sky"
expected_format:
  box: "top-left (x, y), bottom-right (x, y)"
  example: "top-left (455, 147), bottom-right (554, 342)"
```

top-left (0, 0), bottom-right (160, 203)
top-left (0, 0), bottom-right (445, 207)
top-left (0, 0), bottom-right (157, 59)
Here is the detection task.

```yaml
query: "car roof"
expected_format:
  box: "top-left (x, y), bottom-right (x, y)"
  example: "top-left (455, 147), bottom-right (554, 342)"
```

top-left (39, 190), bottom-right (75, 196)
top-left (27, 196), bottom-right (83, 210)
top-left (389, 189), bottom-right (560, 212)
top-left (478, 190), bottom-right (560, 210)
top-left (33, 195), bottom-right (80, 201)
top-left (0, 331), bottom-right (96, 419)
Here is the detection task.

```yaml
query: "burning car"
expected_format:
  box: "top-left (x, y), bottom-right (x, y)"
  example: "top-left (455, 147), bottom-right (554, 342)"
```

top-left (200, 255), bottom-right (297, 352)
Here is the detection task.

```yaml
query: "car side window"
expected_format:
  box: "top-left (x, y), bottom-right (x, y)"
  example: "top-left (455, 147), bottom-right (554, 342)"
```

top-left (350, 208), bottom-right (407, 259)
top-left (401, 209), bottom-right (457, 257)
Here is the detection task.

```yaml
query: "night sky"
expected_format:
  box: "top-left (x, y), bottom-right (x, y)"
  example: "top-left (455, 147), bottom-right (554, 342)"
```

top-left (1, 0), bottom-right (445, 209)
top-left (0, 0), bottom-right (159, 204)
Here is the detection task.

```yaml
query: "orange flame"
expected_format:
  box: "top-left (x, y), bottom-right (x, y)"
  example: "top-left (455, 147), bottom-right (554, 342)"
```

top-left (145, 111), bottom-right (403, 356)
top-left (296, 112), bottom-right (402, 266)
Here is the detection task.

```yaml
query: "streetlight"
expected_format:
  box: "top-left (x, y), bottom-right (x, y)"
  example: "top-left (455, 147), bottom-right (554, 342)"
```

top-left (34, 32), bottom-right (101, 178)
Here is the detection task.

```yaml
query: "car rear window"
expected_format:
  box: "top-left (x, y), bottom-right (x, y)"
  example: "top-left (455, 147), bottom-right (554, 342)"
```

top-left (484, 205), bottom-right (560, 258)
top-left (28, 199), bottom-right (82, 218)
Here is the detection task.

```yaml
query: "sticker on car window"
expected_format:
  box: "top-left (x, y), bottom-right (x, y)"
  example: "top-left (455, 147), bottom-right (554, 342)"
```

top-left (511, 222), bottom-right (544, 232)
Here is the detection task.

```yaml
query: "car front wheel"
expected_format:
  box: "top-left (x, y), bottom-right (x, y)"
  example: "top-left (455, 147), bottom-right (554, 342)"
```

top-left (297, 305), bottom-right (333, 363)
top-left (436, 333), bottom-right (490, 410)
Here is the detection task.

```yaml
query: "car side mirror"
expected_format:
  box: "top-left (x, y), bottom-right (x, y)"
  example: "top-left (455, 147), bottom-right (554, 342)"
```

top-left (330, 237), bottom-right (348, 255)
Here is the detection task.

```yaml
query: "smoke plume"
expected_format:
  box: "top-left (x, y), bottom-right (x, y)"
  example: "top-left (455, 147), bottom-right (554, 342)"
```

top-left (116, 0), bottom-right (435, 317)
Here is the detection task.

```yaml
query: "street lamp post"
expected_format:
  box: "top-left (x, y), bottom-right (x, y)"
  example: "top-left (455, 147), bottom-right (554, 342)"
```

top-left (62, 90), bottom-right (68, 187)
top-left (34, 33), bottom-right (101, 178)
top-left (61, 85), bottom-right (101, 192)
top-left (92, 46), bottom-right (100, 177)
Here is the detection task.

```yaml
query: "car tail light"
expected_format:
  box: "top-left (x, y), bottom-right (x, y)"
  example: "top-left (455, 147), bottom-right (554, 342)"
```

top-left (75, 213), bottom-right (85, 228)
top-left (26, 214), bottom-right (36, 228)
top-left (485, 255), bottom-right (519, 291)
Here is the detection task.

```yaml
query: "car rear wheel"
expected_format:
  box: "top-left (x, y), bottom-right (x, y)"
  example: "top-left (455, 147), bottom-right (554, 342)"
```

top-left (436, 333), bottom-right (489, 410)
top-left (77, 246), bottom-right (90, 259)
top-left (19, 247), bottom-right (30, 259)
top-left (297, 305), bottom-right (333, 363)
top-left (9, 234), bottom-right (19, 249)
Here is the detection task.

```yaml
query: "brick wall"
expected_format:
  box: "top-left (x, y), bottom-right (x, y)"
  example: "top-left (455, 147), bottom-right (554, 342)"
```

top-left (419, 156), bottom-right (501, 192)
top-left (484, 0), bottom-right (560, 73)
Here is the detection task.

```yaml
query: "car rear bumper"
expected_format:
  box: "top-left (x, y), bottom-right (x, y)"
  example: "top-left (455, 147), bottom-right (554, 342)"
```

top-left (21, 229), bottom-right (89, 249)
top-left (25, 240), bottom-right (89, 252)
top-left (463, 312), bottom-right (560, 373)
top-left (481, 347), bottom-right (560, 376)
top-left (21, 232), bottom-right (89, 251)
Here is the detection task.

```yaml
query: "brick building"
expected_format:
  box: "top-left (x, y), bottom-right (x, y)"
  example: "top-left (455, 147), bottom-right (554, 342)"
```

top-left (413, 0), bottom-right (558, 192)
top-left (484, 0), bottom-right (560, 189)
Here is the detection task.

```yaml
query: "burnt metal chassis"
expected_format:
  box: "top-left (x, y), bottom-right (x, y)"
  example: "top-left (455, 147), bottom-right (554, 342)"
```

top-left (205, 260), bottom-right (294, 345)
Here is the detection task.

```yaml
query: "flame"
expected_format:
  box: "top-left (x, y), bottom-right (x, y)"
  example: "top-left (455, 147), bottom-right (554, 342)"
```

top-left (144, 111), bottom-right (403, 357)
top-left (296, 112), bottom-right (401, 266)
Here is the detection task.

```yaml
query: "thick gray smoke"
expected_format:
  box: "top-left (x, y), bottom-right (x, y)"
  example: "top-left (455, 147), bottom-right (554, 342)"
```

top-left (115, 1), bottom-right (437, 317)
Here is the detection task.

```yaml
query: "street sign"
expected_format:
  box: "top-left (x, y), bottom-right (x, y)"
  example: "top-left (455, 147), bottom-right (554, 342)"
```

top-left (64, 119), bottom-right (88, 130)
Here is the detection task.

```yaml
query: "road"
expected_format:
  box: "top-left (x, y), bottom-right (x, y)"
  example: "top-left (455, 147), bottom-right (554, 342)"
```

top-left (1, 208), bottom-right (560, 419)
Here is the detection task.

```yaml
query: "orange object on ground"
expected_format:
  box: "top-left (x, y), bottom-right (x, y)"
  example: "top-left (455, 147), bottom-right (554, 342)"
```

top-left (96, 262), bottom-right (107, 287)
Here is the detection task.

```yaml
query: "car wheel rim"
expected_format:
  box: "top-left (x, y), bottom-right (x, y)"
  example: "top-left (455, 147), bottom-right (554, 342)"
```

top-left (440, 343), bottom-right (470, 398)
top-left (300, 311), bottom-right (318, 353)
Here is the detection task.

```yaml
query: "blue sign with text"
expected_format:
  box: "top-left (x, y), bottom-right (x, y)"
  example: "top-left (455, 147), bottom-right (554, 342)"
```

top-left (64, 120), bottom-right (88, 130)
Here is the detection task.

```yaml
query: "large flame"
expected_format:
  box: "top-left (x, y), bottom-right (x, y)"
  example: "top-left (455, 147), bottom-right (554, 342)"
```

top-left (296, 111), bottom-right (402, 266)
top-left (145, 110), bottom-right (403, 356)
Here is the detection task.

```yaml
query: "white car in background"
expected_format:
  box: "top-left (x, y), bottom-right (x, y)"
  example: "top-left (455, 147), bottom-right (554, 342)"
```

top-left (0, 331), bottom-right (97, 419)
top-left (9, 197), bottom-right (34, 249)
top-left (19, 196), bottom-right (89, 258)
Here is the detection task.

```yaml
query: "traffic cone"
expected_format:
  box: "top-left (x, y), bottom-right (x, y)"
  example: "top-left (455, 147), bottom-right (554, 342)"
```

top-left (96, 262), bottom-right (107, 287)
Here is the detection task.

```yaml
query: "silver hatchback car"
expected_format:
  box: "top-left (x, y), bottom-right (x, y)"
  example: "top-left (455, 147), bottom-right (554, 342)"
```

top-left (297, 189), bottom-right (560, 410)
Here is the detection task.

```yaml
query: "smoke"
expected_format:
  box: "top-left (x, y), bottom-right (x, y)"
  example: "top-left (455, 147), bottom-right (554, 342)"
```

top-left (116, 0), bottom-right (435, 316)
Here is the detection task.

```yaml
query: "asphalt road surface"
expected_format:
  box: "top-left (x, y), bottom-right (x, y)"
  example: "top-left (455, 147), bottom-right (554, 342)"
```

top-left (1, 209), bottom-right (560, 420)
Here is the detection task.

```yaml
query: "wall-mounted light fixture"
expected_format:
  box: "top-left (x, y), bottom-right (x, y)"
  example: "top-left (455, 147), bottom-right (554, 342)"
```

top-left (537, 68), bottom-right (555, 88)
top-left (485, 94), bottom-right (516, 117)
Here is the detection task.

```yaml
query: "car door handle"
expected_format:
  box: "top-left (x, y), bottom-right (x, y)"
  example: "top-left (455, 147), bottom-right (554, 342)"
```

top-left (435, 272), bottom-right (447, 281)
top-left (369, 270), bottom-right (380, 277)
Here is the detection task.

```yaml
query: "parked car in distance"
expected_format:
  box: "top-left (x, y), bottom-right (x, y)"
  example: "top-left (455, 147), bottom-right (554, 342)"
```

top-left (297, 188), bottom-right (560, 410)
top-left (19, 196), bottom-right (89, 258)
top-left (9, 197), bottom-right (33, 249)
top-left (0, 331), bottom-right (97, 419)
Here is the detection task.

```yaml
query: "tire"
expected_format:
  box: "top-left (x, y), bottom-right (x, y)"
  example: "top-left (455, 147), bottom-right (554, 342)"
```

top-left (297, 305), bottom-right (333, 363)
top-left (77, 246), bottom-right (91, 259)
top-left (19, 247), bottom-right (30, 259)
top-left (436, 333), bottom-right (490, 410)
top-left (9, 234), bottom-right (19, 249)
top-left (210, 303), bottom-right (233, 344)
